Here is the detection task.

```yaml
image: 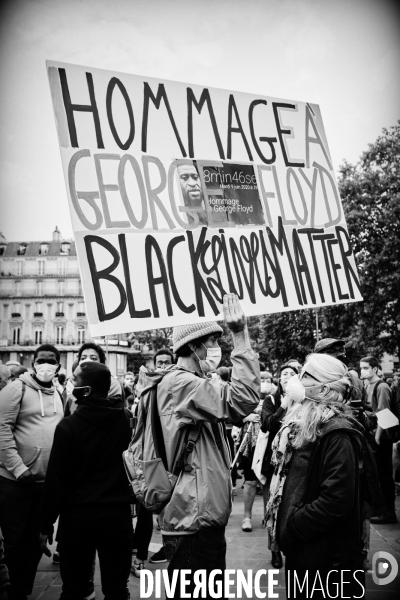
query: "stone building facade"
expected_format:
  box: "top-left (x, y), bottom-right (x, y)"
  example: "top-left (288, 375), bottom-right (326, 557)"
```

top-left (0, 228), bottom-right (136, 376)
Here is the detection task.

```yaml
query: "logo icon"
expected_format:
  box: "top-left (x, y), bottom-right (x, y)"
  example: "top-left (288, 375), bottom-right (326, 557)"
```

top-left (372, 551), bottom-right (398, 586)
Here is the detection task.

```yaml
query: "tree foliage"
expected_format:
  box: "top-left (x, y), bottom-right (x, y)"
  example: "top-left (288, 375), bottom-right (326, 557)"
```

top-left (332, 121), bottom-right (400, 357)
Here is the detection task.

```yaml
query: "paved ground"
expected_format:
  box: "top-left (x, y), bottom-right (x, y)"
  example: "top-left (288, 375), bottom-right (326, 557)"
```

top-left (31, 485), bottom-right (400, 599)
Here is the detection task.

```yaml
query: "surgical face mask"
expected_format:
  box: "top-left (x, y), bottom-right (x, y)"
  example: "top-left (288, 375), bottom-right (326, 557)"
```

top-left (195, 345), bottom-right (222, 374)
top-left (34, 363), bottom-right (58, 383)
top-left (260, 381), bottom-right (272, 394)
top-left (287, 375), bottom-right (306, 403)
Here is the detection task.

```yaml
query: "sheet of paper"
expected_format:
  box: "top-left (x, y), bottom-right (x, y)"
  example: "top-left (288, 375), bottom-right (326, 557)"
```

top-left (376, 408), bottom-right (399, 429)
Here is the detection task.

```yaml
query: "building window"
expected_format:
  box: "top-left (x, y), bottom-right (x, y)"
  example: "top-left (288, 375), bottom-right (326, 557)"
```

top-left (77, 301), bottom-right (86, 317)
top-left (16, 261), bottom-right (23, 275)
top-left (15, 281), bottom-right (21, 296)
top-left (39, 243), bottom-right (49, 256)
top-left (13, 327), bottom-right (21, 344)
top-left (56, 302), bottom-right (64, 317)
top-left (56, 326), bottom-right (64, 344)
top-left (59, 260), bottom-right (66, 275)
top-left (77, 327), bottom-right (85, 344)
top-left (12, 302), bottom-right (21, 317)
top-left (60, 243), bottom-right (70, 255)
top-left (18, 244), bottom-right (27, 256)
top-left (117, 353), bottom-right (125, 373)
top-left (37, 281), bottom-right (43, 296)
top-left (34, 301), bottom-right (43, 317)
top-left (38, 260), bottom-right (45, 275)
top-left (59, 280), bottom-right (64, 295)
top-left (35, 330), bottom-right (43, 345)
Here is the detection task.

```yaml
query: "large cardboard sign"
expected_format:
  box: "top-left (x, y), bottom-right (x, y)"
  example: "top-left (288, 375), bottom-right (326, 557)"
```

top-left (47, 61), bottom-right (362, 336)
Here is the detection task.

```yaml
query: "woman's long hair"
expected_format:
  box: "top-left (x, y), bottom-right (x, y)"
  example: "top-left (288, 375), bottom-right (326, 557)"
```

top-left (282, 355), bottom-right (353, 449)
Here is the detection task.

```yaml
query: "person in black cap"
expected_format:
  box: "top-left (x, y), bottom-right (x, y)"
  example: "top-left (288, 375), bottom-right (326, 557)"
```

top-left (314, 338), bottom-right (347, 362)
top-left (39, 361), bottom-right (133, 600)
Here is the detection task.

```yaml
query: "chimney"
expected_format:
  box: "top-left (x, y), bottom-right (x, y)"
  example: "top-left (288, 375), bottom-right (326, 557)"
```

top-left (53, 226), bottom-right (61, 242)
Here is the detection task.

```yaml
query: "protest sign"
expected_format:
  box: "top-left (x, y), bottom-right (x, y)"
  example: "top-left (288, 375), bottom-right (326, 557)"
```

top-left (47, 60), bottom-right (362, 336)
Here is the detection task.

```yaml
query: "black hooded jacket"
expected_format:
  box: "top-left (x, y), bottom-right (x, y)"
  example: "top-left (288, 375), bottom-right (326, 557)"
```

top-left (277, 417), bottom-right (364, 572)
top-left (39, 401), bottom-right (132, 535)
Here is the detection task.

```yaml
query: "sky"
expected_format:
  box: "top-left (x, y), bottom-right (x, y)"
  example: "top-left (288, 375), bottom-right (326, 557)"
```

top-left (0, 0), bottom-right (399, 243)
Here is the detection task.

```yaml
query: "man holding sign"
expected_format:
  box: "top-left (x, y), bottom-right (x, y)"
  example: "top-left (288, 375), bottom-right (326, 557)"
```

top-left (153, 294), bottom-right (259, 597)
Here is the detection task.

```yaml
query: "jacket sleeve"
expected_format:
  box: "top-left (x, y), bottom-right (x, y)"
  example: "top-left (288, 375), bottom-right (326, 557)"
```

top-left (0, 381), bottom-right (30, 479)
top-left (172, 349), bottom-right (260, 425)
top-left (289, 433), bottom-right (357, 542)
top-left (108, 378), bottom-right (123, 403)
top-left (260, 395), bottom-right (284, 433)
top-left (39, 423), bottom-right (72, 535)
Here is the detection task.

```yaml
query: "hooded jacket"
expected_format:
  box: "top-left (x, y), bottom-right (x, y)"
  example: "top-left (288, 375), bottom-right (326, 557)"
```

top-left (277, 417), bottom-right (364, 572)
top-left (64, 376), bottom-right (122, 416)
top-left (0, 373), bottom-right (63, 481)
top-left (39, 401), bottom-right (132, 535)
top-left (142, 347), bottom-right (260, 535)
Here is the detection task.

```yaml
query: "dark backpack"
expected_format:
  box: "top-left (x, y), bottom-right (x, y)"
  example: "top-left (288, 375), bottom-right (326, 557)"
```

top-left (372, 380), bottom-right (400, 441)
top-left (122, 384), bottom-right (201, 513)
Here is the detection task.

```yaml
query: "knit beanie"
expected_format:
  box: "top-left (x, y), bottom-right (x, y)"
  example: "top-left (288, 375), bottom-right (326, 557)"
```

top-left (173, 321), bottom-right (223, 353)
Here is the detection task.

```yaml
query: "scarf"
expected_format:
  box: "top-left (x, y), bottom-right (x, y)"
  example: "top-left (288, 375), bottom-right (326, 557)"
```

top-left (264, 423), bottom-right (295, 539)
top-left (240, 399), bottom-right (263, 458)
top-left (265, 404), bottom-right (337, 539)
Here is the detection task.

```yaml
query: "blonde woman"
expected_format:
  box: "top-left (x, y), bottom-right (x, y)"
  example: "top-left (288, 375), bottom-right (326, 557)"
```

top-left (266, 354), bottom-right (365, 599)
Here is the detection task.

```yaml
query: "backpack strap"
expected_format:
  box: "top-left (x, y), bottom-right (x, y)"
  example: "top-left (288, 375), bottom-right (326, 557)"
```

top-left (372, 379), bottom-right (383, 409)
top-left (173, 423), bottom-right (202, 475)
top-left (20, 380), bottom-right (26, 403)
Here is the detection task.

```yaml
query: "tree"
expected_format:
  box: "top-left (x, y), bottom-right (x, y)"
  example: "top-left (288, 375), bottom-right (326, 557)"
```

top-left (331, 121), bottom-right (400, 357)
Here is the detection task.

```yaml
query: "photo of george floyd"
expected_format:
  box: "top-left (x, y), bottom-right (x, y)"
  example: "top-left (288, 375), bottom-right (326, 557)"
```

top-left (0, 1), bottom-right (399, 599)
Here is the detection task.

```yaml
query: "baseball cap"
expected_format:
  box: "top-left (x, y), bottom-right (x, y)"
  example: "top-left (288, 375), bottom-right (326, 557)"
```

top-left (313, 338), bottom-right (345, 354)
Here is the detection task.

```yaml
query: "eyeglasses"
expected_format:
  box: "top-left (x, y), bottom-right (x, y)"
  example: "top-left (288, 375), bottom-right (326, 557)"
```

top-left (300, 371), bottom-right (321, 383)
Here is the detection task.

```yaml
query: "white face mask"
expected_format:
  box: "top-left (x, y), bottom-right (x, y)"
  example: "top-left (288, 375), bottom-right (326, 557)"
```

top-left (196, 345), bottom-right (222, 374)
top-left (34, 363), bottom-right (58, 383)
top-left (287, 375), bottom-right (306, 403)
top-left (260, 381), bottom-right (272, 394)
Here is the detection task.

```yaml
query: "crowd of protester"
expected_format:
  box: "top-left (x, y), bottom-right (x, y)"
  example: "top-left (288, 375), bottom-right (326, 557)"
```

top-left (0, 295), bottom-right (399, 599)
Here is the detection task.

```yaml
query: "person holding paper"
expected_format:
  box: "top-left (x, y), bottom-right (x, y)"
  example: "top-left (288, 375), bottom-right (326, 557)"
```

top-left (360, 356), bottom-right (398, 524)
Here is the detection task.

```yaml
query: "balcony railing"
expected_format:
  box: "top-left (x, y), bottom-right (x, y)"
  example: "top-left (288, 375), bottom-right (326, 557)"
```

top-left (11, 312), bottom-right (21, 317)
top-left (33, 312), bottom-right (43, 317)
top-left (77, 312), bottom-right (86, 317)
top-left (55, 312), bottom-right (65, 317)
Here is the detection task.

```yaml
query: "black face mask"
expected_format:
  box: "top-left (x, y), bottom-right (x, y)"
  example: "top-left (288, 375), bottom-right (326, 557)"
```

top-left (336, 354), bottom-right (349, 366)
top-left (73, 386), bottom-right (92, 402)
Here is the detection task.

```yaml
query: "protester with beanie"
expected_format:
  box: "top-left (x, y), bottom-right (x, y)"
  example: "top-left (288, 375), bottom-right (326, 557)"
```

top-left (39, 361), bottom-right (132, 600)
top-left (266, 354), bottom-right (365, 599)
top-left (138, 294), bottom-right (260, 598)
